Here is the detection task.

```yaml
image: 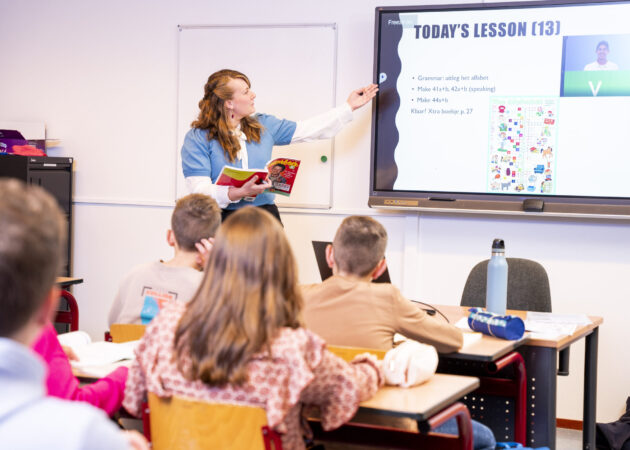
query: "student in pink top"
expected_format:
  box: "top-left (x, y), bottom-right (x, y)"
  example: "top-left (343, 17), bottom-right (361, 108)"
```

top-left (124, 207), bottom-right (383, 449)
top-left (32, 322), bottom-right (127, 416)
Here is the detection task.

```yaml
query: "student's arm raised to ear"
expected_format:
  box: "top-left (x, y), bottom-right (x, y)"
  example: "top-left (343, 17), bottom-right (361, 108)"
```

top-left (195, 238), bottom-right (214, 269)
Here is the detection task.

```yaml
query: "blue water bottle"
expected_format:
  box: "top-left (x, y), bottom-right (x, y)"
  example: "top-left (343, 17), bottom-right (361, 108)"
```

top-left (486, 239), bottom-right (508, 315)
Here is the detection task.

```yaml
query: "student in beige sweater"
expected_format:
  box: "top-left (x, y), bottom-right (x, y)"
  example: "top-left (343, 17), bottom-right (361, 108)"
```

top-left (302, 215), bottom-right (463, 353)
top-left (301, 215), bottom-right (496, 450)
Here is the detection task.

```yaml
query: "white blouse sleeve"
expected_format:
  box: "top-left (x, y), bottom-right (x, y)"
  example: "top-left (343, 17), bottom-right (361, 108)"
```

top-left (291, 103), bottom-right (353, 143)
top-left (185, 176), bottom-right (236, 209)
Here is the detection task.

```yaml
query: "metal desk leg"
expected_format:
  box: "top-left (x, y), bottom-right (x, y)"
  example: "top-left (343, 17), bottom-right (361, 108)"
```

top-left (519, 346), bottom-right (557, 450)
top-left (557, 347), bottom-right (570, 376)
top-left (583, 327), bottom-right (598, 450)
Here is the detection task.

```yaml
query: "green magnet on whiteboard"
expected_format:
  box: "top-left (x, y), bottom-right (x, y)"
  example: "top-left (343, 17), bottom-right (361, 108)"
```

top-left (320, 155), bottom-right (328, 162)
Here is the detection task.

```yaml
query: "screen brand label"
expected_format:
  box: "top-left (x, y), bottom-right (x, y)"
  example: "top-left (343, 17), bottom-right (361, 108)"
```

top-left (384, 199), bottom-right (419, 206)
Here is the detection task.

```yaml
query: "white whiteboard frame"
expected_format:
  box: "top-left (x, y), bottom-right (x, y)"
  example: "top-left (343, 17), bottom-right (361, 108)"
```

top-left (175, 23), bottom-right (338, 209)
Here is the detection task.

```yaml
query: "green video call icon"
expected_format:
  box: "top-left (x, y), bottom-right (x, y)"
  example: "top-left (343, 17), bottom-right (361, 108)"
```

top-left (562, 71), bottom-right (630, 97)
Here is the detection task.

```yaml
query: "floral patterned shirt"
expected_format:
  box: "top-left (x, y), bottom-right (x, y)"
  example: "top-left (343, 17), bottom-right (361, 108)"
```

top-left (123, 302), bottom-right (382, 449)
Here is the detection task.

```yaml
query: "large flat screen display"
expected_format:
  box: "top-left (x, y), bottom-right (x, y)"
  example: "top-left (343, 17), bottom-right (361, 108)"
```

top-left (370, 0), bottom-right (630, 217)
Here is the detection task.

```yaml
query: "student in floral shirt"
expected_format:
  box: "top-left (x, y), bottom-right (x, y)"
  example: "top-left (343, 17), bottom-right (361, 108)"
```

top-left (123, 207), bottom-right (382, 449)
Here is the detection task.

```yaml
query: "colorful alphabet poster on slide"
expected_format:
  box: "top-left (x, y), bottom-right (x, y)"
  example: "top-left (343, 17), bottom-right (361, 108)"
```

top-left (487, 98), bottom-right (559, 195)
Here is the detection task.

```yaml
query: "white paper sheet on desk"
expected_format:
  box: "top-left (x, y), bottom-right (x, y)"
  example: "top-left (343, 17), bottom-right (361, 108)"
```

top-left (526, 312), bottom-right (591, 325)
top-left (452, 318), bottom-right (488, 346)
top-left (524, 312), bottom-right (591, 339)
top-left (393, 329), bottom-right (482, 349)
top-left (461, 332), bottom-right (482, 347)
top-left (523, 321), bottom-right (577, 338)
top-left (57, 330), bottom-right (91, 348)
top-left (454, 317), bottom-right (471, 331)
top-left (69, 341), bottom-right (138, 369)
top-left (75, 360), bottom-right (133, 378)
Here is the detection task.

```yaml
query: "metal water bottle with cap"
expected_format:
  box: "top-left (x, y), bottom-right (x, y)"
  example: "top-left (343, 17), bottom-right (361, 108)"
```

top-left (486, 238), bottom-right (508, 315)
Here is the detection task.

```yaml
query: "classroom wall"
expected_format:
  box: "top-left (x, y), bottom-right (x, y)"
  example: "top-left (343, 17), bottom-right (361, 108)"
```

top-left (1, 0), bottom-right (629, 423)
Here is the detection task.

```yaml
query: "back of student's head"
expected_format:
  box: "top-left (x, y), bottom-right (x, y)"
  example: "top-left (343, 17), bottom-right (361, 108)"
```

top-left (171, 194), bottom-right (221, 251)
top-left (0, 179), bottom-right (66, 338)
top-left (174, 206), bottom-right (302, 386)
top-left (333, 215), bottom-right (388, 277)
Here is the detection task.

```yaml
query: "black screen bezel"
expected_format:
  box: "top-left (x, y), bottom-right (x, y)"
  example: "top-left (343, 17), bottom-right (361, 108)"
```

top-left (369, 0), bottom-right (630, 217)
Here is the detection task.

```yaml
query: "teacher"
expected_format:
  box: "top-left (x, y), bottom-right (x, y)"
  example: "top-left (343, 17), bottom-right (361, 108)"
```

top-left (181, 69), bottom-right (377, 223)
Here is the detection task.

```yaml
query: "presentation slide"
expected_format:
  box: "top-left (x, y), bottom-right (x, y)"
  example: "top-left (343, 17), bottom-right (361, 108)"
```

top-left (373, 2), bottom-right (630, 200)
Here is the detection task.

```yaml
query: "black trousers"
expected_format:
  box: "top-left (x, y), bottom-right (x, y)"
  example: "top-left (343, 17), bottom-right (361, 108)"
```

top-left (221, 203), bottom-right (283, 226)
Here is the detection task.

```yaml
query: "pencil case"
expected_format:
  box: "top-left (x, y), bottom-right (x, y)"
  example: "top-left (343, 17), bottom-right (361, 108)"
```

top-left (496, 443), bottom-right (550, 450)
top-left (467, 307), bottom-right (525, 340)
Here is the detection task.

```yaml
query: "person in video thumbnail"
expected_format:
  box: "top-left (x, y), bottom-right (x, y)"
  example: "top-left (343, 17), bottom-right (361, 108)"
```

top-left (584, 40), bottom-right (619, 71)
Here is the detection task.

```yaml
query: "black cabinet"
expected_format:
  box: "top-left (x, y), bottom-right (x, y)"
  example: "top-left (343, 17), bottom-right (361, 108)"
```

top-left (0, 155), bottom-right (74, 276)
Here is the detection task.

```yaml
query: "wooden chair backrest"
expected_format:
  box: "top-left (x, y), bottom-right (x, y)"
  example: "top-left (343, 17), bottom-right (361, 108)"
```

top-left (147, 392), bottom-right (281, 450)
top-left (109, 323), bottom-right (146, 343)
top-left (327, 345), bottom-right (386, 362)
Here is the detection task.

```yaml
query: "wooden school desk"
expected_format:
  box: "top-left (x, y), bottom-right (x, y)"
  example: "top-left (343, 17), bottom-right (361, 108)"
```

top-left (75, 358), bottom-right (479, 450)
top-left (438, 305), bottom-right (602, 450)
top-left (56, 276), bottom-right (84, 287)
top-left (311, 373), bottom-right (480, 450)
top-left (361, 374), bottom-right (478, 421)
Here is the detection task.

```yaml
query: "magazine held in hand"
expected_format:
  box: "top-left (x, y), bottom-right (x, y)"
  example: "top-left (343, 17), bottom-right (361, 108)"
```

top-left (216, 158), bottom-right (300, 197)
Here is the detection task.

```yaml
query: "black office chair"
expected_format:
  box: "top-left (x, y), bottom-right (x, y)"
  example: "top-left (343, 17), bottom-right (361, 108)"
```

top-left (453, 258), bottom-right (560, 444)
top-left (462, 258), bottom-right (568, 375)
top-left (460, 258), bottom-right (551, 313)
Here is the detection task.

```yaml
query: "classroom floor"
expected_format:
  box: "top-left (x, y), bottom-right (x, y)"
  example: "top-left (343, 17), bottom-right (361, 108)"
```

top-left (317, 427), bottom-right (583, 449)
top-left (556, 427), bottom-right (583, 449)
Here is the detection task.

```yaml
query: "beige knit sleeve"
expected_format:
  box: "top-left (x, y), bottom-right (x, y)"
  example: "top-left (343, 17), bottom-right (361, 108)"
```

top-left (393, 288), bottom-right (463, 353)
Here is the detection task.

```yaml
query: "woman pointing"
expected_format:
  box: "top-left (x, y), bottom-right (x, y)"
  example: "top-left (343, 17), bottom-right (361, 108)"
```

top-left (181, 69), bottom-right (377, 222)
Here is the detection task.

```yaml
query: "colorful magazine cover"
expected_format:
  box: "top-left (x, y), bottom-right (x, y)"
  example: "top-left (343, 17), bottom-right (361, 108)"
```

top-left (215, 158), bottom-right (301, 197)
top-left (266, 158), bottom-right (300, 196)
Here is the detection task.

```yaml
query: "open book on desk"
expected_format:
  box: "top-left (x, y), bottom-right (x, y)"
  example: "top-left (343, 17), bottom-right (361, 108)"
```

top-left (216, 158), bottom-right (301, 197)
top-left (57, 331), bottom-right (138, 378)
top-left (524, 311), bottom-right (591, 339)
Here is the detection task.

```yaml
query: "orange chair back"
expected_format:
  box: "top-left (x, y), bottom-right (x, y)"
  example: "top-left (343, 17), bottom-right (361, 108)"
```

top-left (109, 323), bottom-right (146, 343)
top-left (147, 392), bottom-right (282, 450)
top-left (327, 345), bottom-right (386, 362)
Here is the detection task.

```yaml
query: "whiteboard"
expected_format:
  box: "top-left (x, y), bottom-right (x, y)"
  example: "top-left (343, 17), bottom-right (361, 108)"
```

top-left (176, 24), bottom-right (338, 208)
